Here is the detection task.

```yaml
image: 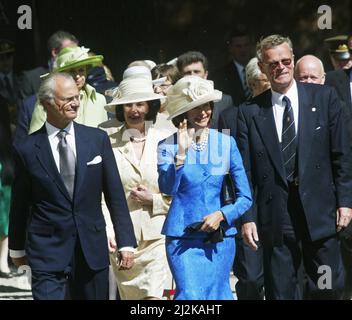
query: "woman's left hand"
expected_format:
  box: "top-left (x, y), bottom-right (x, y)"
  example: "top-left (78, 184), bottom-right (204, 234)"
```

top-left (200, 211), bottom-right (225, 232)
top-left (130, 184), bottom-right (153, 205)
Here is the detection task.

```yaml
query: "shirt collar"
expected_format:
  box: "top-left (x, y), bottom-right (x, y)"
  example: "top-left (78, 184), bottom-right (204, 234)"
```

top-left (271, 80), bottom-right (298, 106)
top-left (82, 83), bottom-right (97, 102)
top-left (233, 60), bottom-right (245, 72)
top-left (45, 121), bottom-right (75, 140)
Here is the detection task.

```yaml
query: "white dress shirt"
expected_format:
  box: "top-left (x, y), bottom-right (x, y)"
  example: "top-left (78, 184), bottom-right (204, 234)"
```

top-left (271, 80), bottom-right (299, 143)
top-left (10, 121), bottom-right (133, 259)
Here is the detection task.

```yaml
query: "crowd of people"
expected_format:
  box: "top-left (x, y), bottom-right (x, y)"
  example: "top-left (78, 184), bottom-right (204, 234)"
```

top-left (0, 26), bottom-right (352, 300)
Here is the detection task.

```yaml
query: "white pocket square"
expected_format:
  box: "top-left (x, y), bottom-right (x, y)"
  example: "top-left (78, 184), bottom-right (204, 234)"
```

top-left (87, 155), bottom-right (102, 166)
top-left (315, 126), bottom-right (321, 130)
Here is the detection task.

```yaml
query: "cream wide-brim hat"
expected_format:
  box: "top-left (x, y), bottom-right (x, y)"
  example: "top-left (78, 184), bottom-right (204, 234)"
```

top-left (166, 75), bottom-right (222, 120)
top-left (105, 77), bottom-right (164, 113)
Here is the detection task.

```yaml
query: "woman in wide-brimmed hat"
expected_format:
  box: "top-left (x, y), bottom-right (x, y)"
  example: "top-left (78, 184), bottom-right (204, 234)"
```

top-left (102, 75), bottom-right (174, 300)
top-left (28, 46), bottom-right (108, 134)
top-left (157, 75), bottom-right (252, 300)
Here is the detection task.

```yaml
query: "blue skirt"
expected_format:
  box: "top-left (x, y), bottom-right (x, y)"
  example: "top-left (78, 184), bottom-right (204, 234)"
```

top-left (166, 236), bottom-right (235, 300)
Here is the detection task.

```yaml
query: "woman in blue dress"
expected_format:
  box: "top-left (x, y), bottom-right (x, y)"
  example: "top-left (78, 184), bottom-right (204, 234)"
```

top-left (157, 75), bottom-right (252, 300)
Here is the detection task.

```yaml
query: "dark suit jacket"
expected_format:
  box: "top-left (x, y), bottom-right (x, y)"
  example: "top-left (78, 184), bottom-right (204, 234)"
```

top-left (19, 66), bottom-right (48, 99)
top-left (237, 83), bottom-right (352, 246)
top-left (13, 94), bottom-right (37, 146)
top-left (212, 62), bottom-right (247, 106)
top-left (218, 106), bottom-right (239, 139)
top-left (325, 68), bottom-right (352, 143)
top-left (9, 122), bottom-right (136, 272)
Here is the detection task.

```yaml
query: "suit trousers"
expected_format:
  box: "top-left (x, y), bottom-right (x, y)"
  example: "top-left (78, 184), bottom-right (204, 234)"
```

top-left (263, 183), bottom-right (344, 300)
top-left (341, 237), bottom-right (352, 299)
top-left (233, 235), bottom-right (265, 299)
top-left (31, 237), bottom-right (109, 300)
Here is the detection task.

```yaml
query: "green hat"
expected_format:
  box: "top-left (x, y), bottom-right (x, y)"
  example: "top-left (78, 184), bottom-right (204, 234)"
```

top-left (54, 46), bottom-right (103, 72)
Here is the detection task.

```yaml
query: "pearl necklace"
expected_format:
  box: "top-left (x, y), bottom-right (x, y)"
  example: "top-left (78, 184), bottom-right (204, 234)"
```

top-left (191, 128), bottom-right (209, 152)
top-left (130, 136), bottom-right (146, 143)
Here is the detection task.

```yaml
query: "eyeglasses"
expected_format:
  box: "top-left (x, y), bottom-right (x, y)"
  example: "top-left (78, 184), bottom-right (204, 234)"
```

top-left (262, 58), bottom-right (293, 70)
top-left (55, 95), bottom-right (80, 105)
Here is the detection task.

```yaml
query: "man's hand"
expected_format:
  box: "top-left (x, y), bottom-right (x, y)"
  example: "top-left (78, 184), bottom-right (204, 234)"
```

top-left (108, 236), bottom-right (117, 254)
top-left (336, 207), bottom-right (352, 232)
top-left (117, 251), bottom-right (135, 270)
top-left (200, 211), bottom-right (224, 232)
top-left (11, 256), bottom-right (28, 268)
top-left (241, 222), bottom-right (259, 251)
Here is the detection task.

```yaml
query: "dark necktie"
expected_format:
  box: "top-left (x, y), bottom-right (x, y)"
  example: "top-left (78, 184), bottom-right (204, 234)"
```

top-left (3, 75), bottom-right (15, 103)
top-left (57, 130), bottom-right (76, 198)
top-left (242, 68), bottom-right (251, 100)
top-left (281, 96), bottom-right (297, 182)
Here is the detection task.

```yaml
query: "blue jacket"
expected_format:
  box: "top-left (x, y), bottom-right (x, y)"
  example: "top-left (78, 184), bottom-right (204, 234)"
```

top-left (157, 129), bottom-right (252, 238)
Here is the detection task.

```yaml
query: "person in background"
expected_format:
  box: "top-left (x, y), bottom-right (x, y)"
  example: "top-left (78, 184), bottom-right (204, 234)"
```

top-left (0, 96), bottom-right (15, 278)
top-left (294, 55), bottom-right (326, 84)
top-left (151, 63), bottom-right (180, 135)
top-left (158, 75), bottom-right (252, 299)
top-left (325, 35), bottom-right (352, 299)
top-left (20, 30), bottom-right (79, 99)
top-left (177, 51), bottom-right (234, 128)
top-left (28, 46), bottom-right (108, 135)
top-left (218, 56), bottom-right (269, 300)
top-left (212, 25), bottom-right (255, 105)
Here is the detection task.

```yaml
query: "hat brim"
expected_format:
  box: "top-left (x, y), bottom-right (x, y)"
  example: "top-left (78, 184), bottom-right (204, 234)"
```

top-left (332, 52), bottom-right (351, 60)
top-left (167, 90), bottom-right (222, 120)
top-left (55, 55), bottom-right (103, 72)
top-left (105, 92), bottom-right (165, 113)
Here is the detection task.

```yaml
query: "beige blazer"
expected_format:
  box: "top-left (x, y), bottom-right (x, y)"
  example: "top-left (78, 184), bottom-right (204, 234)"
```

top-left (103, 125), bottom-right (171, 243)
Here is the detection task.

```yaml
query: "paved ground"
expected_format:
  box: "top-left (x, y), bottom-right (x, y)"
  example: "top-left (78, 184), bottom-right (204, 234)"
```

top-left (0, 271), bottom-right (237, 300)
top-left (0, 272), bottom-right (32, 300)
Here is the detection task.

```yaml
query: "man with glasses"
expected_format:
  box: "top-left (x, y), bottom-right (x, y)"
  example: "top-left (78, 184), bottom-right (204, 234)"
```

top-left (237, 34), bottom-right (352, 299)
top-left (9, 72), bottom-right (136, 300)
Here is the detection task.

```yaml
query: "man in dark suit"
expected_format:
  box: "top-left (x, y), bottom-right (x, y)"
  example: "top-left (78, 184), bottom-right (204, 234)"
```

top-left (176, 51), bottom-right (234, 128)
top-left (212, 26), bottom-right (254, 106)
top-left (325, 37), bottom-right (352, 299)
top-left (237, 34), bottom-right (352, 299)
top-left (9, 72), bottom-right (136, 300)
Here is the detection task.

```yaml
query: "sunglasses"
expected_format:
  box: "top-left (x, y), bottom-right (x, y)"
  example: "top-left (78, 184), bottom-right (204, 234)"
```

top-left (263, 58), bottom-right (293, 70)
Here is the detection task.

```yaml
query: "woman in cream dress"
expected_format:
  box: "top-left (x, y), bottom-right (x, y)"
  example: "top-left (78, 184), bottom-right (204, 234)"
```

top-left (102, 75), bottom-right (172, 300)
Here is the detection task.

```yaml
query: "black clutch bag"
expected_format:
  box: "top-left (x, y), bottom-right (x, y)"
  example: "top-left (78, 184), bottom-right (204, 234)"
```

top-left (221, 173), bottom-right (236, 205)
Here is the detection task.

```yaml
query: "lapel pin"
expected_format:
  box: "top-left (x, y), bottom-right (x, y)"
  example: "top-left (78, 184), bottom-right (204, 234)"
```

top-left (312, 107), bottom-right (316, 112)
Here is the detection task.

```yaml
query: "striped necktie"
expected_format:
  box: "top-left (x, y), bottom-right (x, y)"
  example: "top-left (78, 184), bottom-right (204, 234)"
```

top-left (281, 96), bottom-right (297, 182)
